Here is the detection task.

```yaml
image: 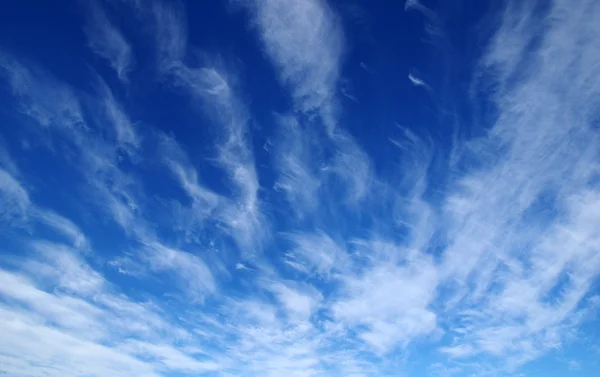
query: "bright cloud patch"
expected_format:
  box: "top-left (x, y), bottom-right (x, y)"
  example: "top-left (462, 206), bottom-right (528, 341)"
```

top-left (0, 0), bottom-right (599, 376)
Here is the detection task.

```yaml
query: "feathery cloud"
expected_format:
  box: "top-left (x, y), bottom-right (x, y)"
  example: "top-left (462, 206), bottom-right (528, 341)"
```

top-left (0, 168), bottom-right (30, 222)
top-left (84, 1), bottom-right (134, 81)
top-left (271, 115), bottom-right (321, 217)
top-left (245, 0), bottom-right (344, 117)
top-left (1, 0), bottom-right (599, 376)
top-left (435, 0), bottom-right (600, 369)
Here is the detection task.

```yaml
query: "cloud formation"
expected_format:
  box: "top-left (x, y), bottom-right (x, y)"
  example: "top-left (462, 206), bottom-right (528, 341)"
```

top-left (0, 0), bottom-right (599, 376)
top-left (84, 1), bottom-right (134, 81)
top-left (245, 0), bottom-right (344, 117)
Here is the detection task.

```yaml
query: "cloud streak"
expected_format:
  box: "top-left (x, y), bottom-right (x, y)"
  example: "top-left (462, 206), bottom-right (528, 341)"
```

top-left (0, 168), bottom-right (30, 222)
top-left (435, 0), bottom-right (600, 369)
top-left (84, 1), bottom-right (134, 81)
top-left (123, 0), bottom-right (269, 255)
top-left (245, 0), bottom-right (344, 117)
top-left (244, 0), bottom-right (374, 207)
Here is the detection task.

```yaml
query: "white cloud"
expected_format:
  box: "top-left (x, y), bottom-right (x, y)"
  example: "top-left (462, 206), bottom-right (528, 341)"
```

top-left (272, 115), bottom-right (321, 216)
top-left (0, 168), bottom-right (30, 222)
top-left (388, 126), bottom-right (437, 253)
top-left (141, 241), bottom-right (217, 301)
top-left (434, 0), bottom-right (600, 369)
top-left (328, 131), bottom-right (373, 204)
top-left (0, 137), bottom-right (20, 176)
top-left (265, 280), bottom-right (322, 321)
top-left (157, 133), bottom-right (221, 228)
top-left (0, 239), bottom-right (216, 377)
top-left (94, 75), bottom-right (141, 154)
top-left (439, 344), bottom-right (477, 358)
top-left (0, 269), bottom-right (104, 337)
top-left (213, 296), bottom-right (326, 377)
top-left (0, 52), bottom-right (223, 327)
top-left (0, 146), bottom-right (89, 250)
top-left (151, 0), bottom-right (187, 69)
top-left (0, 306), bottom-right (160, 377)
top-left (245, 0), bottom-right (344, 117)
top-left (404, 0), bottom-right (444, 42)
top-left (25, 241), bottom-right (103, 295)
top-left (0, 52), bottom-right (85, 132)
top-left (96, 293), bottom-right (190, 341)
top-left (0, 53), bottom-right (150, 237)
top-left (119, 340), bottom-right (220, 373)
top-left (193, 67), bottom-right (265, 254)
top-left (2, 0), bottom-right (600, 376)
top-left (0, 56), bottom-right (149, 242)
top-left (167, 65), bottom-right (266, 253)
top-left (408, 71), bottom-right (432, 92)
top-left (31, 209), bottom-right (89, 249)
top-left (284, 231), bottom-right (347, 276)
top-left (137, 1), bottom-right (268, 254)
top-left (243, 0), bottom-right (375, 205)
top-left (84, 1), bottom-right (134, 81)
top-left (332, 241), bottom-right (438, 353)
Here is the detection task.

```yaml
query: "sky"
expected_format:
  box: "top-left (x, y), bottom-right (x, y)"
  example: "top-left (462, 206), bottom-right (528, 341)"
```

top-left (0, 0), bottom-right (599, 376)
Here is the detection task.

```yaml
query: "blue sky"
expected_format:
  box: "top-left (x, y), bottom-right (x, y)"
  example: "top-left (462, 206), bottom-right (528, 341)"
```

top-left (0, 0), bottom-right (599, 376)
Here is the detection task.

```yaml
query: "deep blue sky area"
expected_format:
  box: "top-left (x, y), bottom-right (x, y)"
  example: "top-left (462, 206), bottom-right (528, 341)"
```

top-left (0, 1), bottom-right (599, 377)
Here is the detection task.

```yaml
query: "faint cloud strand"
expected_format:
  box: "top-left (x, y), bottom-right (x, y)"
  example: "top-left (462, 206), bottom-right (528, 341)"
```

top-left (84, 1), bottom-right (134, 81)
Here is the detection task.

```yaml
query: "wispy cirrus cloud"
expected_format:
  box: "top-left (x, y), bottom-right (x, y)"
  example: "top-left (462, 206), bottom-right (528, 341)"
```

top-left (238, 0), bottom-right (434, 362)
top-left (0, 249), bottom-right (216, 377)
top-left (404, 0), bottom-right (444, 43)
top-left (1, 0), bottom-right (600, 376)
top-left (156, 132), bottom-right (221, 232)
top-left (0, 169), bottom-right (218, 376)
top-left (244, 0), bottom-right (344, 118)
top-left (150, 0), bottom-right (187, 70)
top-left (165, 65), bottom-right (267, 254)
top-left (332, 240), bottom-right (439, 354)
top-left (119, 340), bottom-right (220, 373)
top-left (0, 154), bottom-right (88, 250)
top-left (0, 168), bottom-right (30, 222)
top-left (84, 1), bottom-right (134, 81)
top-left (271, 115), bottom-right (322, 218)
top-left (0, 52), bottom-right (215, 304)
top-left (408, 71), bottom-right (432, 92)
top-left (94, 75), bottom-right (141, 154)
top-left (240, 0), bottom-right (600, 371)
top-left (434, 0), bottom-right (600, 370)
top-left (243, 0), bottom-right (374, 208)
top-left (140, 1), bottom-right (267, 255)
top-left (0, 53), bottom-right (86, 132)
top-left (0, 137), bottom-right (20, 176)
top-left (184, 66), bottom-right (265, 254)
top-left (283, 230), bottom-right (347, 276)
top-left (141, 241), bottom-right (217, 302)
top-left (30, 210), bottom-right (90, 250)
